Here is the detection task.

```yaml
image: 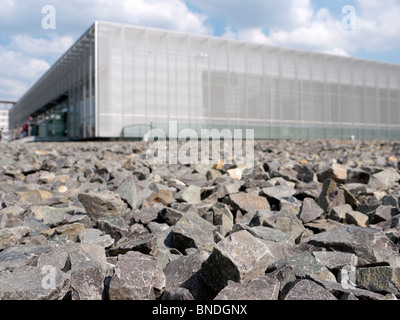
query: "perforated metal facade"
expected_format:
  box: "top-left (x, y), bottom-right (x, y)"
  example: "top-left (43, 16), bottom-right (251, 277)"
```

top-left (10, 21), bottom-right (400, 140)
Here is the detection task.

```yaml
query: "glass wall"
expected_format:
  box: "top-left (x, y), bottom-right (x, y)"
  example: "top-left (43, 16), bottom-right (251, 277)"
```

top-left (9, 25), bottom-right (96, 140)
top-left (10, 21), bottom-right (400, 140)
top-left (98, 22), bottom-right (400, 140)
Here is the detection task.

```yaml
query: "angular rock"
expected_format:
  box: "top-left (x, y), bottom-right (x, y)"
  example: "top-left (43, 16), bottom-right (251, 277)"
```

top-left (317, 162), bottom-right (347, 184)
top-left (132, 207), bottom-right (160, 225)
top-left (0, 226), bottom-right (30, 250)
top-left (212, 203), bottom-right (234, 236)
top-left (281, 279), bottom-right (337, 300)
top-left (16, 189), bottom-right (54, 204)
top-left (234, 224), bottom-right (294, 245)
top-left (312, 277), bottom-right (385, 300)
top-left (345, 211), bottom-right (369, 227)
top-left (348, 168), bottom-right (370, 184)
top-left (66, 244), bottom-right (106, 300)
top-left (227, 193), bottom-right (271, 214)
top-left (307, 225), bottom-right (399, 266)
top-left (259, 210), bottom-right (312, 244)
top-left (107, 233), bottom-right (157, 256)
top-left (274, 251), bottom-right (336, 282)
top-left (53, 223), bottom-right (85, 242)
top-left (214, 183), bottom-right (240, 199)
top-left (201, 230), bottom-right (272, 292)
top-left (147, 189), bottom-right (174, 206)
top-left (261, 185), bottom-right (297, 205)
top-left (369, 206), bottom-right (399, 224)
top-left (163, 250), bottom-right (212, 300)
top-left (30, 206), bottom-right (73, 227)
top-left (97, 216), bottom-right (128, 241)
top-left (172, 211), bottom-right (216, 252)
top-left (78, 228), bottom-right (114, 248)
top-left (214, 276), bottom-right (280, 300)
top-left (159, 207), bottom-right (185, 226)
top-left (356, 266), bottom-right (400, 296)
top-left (298, 197), bottom-right (324, 223)
top-left (175, 185), bottom-right (202, 204)
top-left (368, 168), bottom-right (400, 191)
top-left (109, 251), bottom-right (166, 300)
top-left (0, 265), bottom-right (70, 300)
top-left (78, 191), bottom-right (128, 220)
top-left (329, 204), bottom-right (353, 222)
top-left (161, 287), bottom-right (194, 300)
top-left (116, 176), bottom-right (138, 209)
top-left (23, 217), bottom-right (49, 236)
top-left (316, 179), bottom-right (337, 212)
top-left (312, 251), bottom-right (358, 270)
top-left (0, 244), bottom-right (53, 272)
top-left (304, 218), bottom-right (343, 234)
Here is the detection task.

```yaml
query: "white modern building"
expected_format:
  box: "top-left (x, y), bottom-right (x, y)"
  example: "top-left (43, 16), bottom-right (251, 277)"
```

top-left (9, 21), bottom-right (400, 140)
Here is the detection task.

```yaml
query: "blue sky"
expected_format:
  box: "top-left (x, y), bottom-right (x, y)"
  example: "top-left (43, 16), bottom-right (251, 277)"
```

top-left (0, 0), bottom-right (400, 101)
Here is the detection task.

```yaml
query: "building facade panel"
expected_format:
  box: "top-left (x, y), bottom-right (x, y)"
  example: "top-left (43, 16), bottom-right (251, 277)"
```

top-left (9, 21), bottom-right (400, 140)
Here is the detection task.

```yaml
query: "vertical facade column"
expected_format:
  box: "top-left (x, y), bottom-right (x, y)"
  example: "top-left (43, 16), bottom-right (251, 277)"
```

top-left (94, 21), bottom-right (99, 138)
top-left (166, 32), bottom-right (171, 122)
top-left (375, 63), bottom-right (380, 136)
top-left (187, 35), bottom-right (192, 125)
top-left (121, 26), bottom-right (125, 133)
top-left (144, 29), bottom-right (148, 125)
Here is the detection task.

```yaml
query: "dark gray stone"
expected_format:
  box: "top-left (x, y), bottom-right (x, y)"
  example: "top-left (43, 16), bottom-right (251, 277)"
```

top-left (369, 206), bottom-right (399, 224)
top-left (97, 216), bottom-right (129, 241)
top-left (274, 251), bottom-right (336, 282)
top-left (227, 193), bottom-right (271, 214)
top-left (261, 185), bottom-right (297, 204)
top-left (317, 162), bottom-right (347, 184)
top-left (214, 276), bottom-right (280, 300)
top-left (116, 176), bottom-right (138, 209)
top-left (132, 207), bottom-right (160, 225)
top-left (172, 211), bottom-right (216, 252)
top-left (108, 233), bottom-right (157, 256)
top-left (161, 287), bottom-right (194, 300)
top-left (78, 191), bottom-right (128, 220)
top-left (109, 251), bottom-right (166, 300)
top-left (159, 207), bottom-right (185, 226)
top-left (312, 277), bottom-right (385, 300)
top-left (201, 230), bottom-right (272, 292)
top-left (163, 250), bottom-right (211, 300)
top-left (0, 265), bottom-right (70, 300)
top-left (281, 279), bottom-right (337, 300)
top-left (307, 225), bottom-right (399, 266)
top-left (356, 266), bottom-right (400, 296)
top-left (298, 197), bottom-right (324, 223)
top-left (312, 251), bottom-right (358, 270)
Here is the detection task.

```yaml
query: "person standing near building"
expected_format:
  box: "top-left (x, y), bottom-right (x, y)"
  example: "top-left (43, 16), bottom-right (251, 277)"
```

top-left (27, 116), bottom-right (33, 136)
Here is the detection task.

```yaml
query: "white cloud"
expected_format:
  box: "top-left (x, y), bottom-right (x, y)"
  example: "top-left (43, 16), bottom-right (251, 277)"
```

top-left (221, 0), bottom-right (400, 58)
top-left (0, 47), bottom-right (50, 80)
top-left (0, 0), bottom-right (210, 100)
top-left (0, 45), bottom-right (50, 100)
top-left (0, 78), bottom-right (28, 101)
top-left (10, 35), bottom-right (74, 58)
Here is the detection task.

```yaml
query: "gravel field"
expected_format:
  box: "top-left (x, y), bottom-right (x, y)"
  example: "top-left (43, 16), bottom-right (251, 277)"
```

top-left (1, 139), bottom-right (400, 300)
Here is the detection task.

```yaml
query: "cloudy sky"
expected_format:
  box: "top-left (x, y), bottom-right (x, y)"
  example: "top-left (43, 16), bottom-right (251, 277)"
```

top-left (1, 0), bottom-right (400, 101)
